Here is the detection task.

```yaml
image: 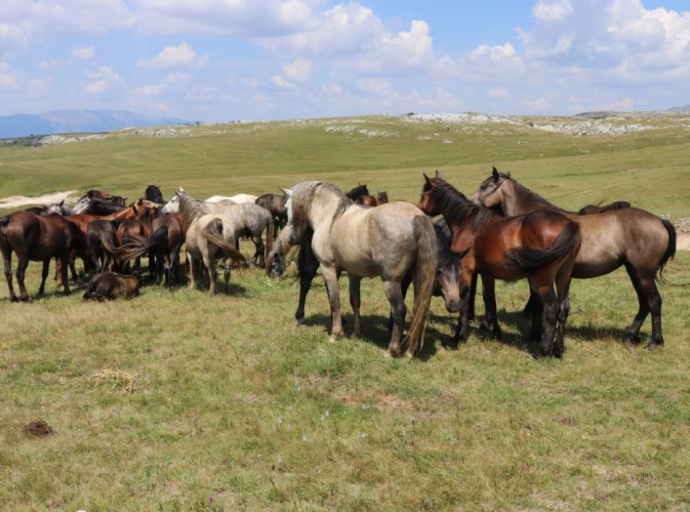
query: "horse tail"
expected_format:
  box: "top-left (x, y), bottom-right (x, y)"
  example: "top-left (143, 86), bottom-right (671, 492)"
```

top-left (264, 214), bottom-right (274, 272)
top-left (507, 221), bottom-right (581, 276)
top-left (657, 219), bottom-right (677, 284)
top-left (202, 219), bottom-right (247, 265)
top-left (115, 226), bottom-right (168, 264)
top-left (404, 215), bottom-right (437, 357)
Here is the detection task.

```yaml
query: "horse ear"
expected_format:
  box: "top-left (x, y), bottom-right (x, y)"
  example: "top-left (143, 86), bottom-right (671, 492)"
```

top-left (279, 187), bottom-right (292, 197)
top-left (423, 173), bottom-right (433, 186)
top-left (178, 187), bottom-right (185, 192)
top-left (435, 170), bottom-right (441, 178)
top-left (506, 171), bottom-right (511, 178)
top-left (492, 166), bottom-right (499, 180)
top-left (59, 200), bottom-right (64, 206)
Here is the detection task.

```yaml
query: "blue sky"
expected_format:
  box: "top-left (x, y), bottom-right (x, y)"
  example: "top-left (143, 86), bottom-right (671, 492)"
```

top-left (1, 0), bottom-right (689, 121)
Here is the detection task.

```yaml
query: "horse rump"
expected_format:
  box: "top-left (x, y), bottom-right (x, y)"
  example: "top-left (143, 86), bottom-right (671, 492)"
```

top-left (201, 219), bottom-right (248, 266)
top-left (506, 221), bottom-right (581, 277)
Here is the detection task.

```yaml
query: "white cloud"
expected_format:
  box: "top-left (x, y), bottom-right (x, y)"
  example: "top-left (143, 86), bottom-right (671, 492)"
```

top-left (0, 61), bottom-right (19, 89)
top-left (355, 78), bottom-right (393, 97)
top-left (282, 58), bottom-right (312, 81)
top-left (487, 88), bottom-right (510, 99)
top-left (271, 75), bottom-right (296, 90)
top-left (164, 71), bottom-right (192, 84)
top-left (71, 46), bottom-right (95, 60)
top-left (533, 0), bottom-right (573, 22)
top-left (85, 65), bottom-right (123, 94)
top-left (137, 42), bottom-right (207, 69)
top-left (134, 84), bottom-right (167, 96)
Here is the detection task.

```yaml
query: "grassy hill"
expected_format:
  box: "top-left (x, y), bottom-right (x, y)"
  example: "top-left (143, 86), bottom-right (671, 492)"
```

top-left (1, 112), bottom-right (689, 509)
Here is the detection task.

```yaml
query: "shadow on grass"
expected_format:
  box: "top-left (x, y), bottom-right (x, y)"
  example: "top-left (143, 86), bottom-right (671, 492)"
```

top-left (297, 312), bottom-right (459, 362)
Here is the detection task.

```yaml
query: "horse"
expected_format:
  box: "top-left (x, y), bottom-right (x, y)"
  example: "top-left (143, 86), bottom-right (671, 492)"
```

top-left (419, 172), bottom-right (582, 358)
top-left (206, 194), bottom-right (257, 204)
top-left (83, 272), bottom-right (140, 301)
top-left (0, 212), bottom-right (87, 301)
top-left (87, 219), bottom-right (123, 274)
top-left (117, 208), bottom-right (157, 275)
top-left (173, 192), bottom-right (247, 294)
top-left (470, 167), bottom-right (676, 350)
top-left (345, 183), bottom-right (369, 202)
top-left (355, 190), bottom-right (390, 207)
top-left (75, 197), bottom-right (125, 216)
top-left (112, 213), bottom-right (185, 290)
top-left (283, 181), bottom-right (437, 358)
top-left (256, 192), bottom-right (288, 229)
top-left (162, 190), bottom-right (274, 268)
top-left (145, 185), bottom-right (165, 205)
top-left (24, 201), bottom-right (72, 217)
top-left (577, 201), bottom-right (631, 215)
top-left (73, 190), bottom-right (127, 214)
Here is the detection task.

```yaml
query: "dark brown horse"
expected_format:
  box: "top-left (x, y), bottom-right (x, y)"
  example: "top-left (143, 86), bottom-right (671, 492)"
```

top-left (0, 212), bottom-right (87, 301)
top-left (117, 208), bottom-right (157, 274)
top-left (419, 172), bottom-right (582, 358)
top-left (256, 192), bottom-right (288, 229)
top-left (112, 212), bottom-right (185, 290)
top-left (73, 190), bottom-right (127, 214)
top-left (87, 219), bottom-right (122, 274)
top-left (471, 168), bottom-right (676, 350)
top-left (345, 183), bottom-right (370, 202)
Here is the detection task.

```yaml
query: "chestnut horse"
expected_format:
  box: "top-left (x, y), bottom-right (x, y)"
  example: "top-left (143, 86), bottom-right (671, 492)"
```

top-left (470, 168), bottom-right (676, 349)
top-left (419, 173), bottom-right (581, 358)
top-left (284, 181), bottom-right (437, 358)
top-left (356, 190), bottom-right (389, 207)
top-left (0, 212), bottom-right (87, 301)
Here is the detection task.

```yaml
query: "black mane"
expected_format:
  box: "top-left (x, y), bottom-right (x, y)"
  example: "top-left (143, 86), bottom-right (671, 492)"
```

top-left (429, 178), bottom-right (494, 229)
top-left (145, 185), bottom-right (165, 204)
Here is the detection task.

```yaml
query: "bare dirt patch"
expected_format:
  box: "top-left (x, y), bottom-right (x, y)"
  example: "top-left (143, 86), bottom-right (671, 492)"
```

top-left (0, 190), bottom-right (75, 209)
top-left (677, 233), bottom-right (690, 251)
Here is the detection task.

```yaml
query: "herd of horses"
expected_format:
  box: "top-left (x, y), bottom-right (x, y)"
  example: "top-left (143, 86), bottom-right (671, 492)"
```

top-left (0, 168), bottom-right (676, 359)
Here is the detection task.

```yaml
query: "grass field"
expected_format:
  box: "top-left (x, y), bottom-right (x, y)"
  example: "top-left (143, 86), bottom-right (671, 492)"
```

top-left (1, 113), bottom-right (690, 510)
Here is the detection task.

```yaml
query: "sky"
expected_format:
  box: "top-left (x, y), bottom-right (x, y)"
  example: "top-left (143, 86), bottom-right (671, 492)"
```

top-left (1, 0), bottom-right (690, 121)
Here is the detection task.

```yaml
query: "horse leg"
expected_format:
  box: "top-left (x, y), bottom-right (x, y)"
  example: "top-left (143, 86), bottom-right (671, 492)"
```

top-left (15, 255), bottom-right (31, 302)
top-left (1, 246), bottom-right (17, 302)
top-left (252, 234), bottom-right (265, 268)
top-left (523, 288), bottom-right (539, 317)
top-left (479, 276), bottom-right (502, 340)
top-left (68, 256), bottom-right (78, 282)
top-left (468, 272), bottom-right (478, 321)
top-left (638, 272), bottom-right (664, 350)
top-left (382, 280), bottom-right (406, 357)
top-left (223, 258), bottom-right (231, 294)
top-left (187, 254), bottom-right (197, 290)
top-left (321, 266), bottom-right (344, 342)
top-left (452, 274), bottom-right (474, 345)
top-left (60, 253), bottom-right (71, 296)
top-left (553, 272), bottom-right (573, 358)
top-left (204, 255), bottom-right (217, 295)
top-left (349, 275), bottom-right (362, 338)
top-left (624, 264), bottom-right (650, 344)
top-left (390, 271), bottom-right (413, 331)
top-left (38, 259), bottom-right (50, 296)
top-left (529, 275), bottom-right (558, 358)
top-left (295, 241), bottom-right (319, 327)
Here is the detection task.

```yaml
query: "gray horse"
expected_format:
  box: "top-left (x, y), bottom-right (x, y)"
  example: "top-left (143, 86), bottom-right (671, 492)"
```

top-left (162, 190), bottom-right (274, 268)
top-left (284, 181), bottom-right (437, 358)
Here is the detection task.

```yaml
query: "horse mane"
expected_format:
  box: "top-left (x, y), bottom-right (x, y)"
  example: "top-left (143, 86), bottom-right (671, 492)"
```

top-left (429, 178), bottom-right (493, 229)
top-left (434, 220), bottom-right (460, 271)
top-left (578, 200), bottom-right (631, 215)
top-left (292, 181), bottom-right (353, 233)
top-left (177, 192), bottom-right (207, 222)
top-left (145, 185), bottom-right (164, 204)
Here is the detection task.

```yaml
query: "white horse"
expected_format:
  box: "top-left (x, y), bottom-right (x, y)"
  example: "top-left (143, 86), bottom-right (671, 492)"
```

top-left (284, 181), bottom-right (437, 358)
top-left (206, 194), bottom-right (257, 204)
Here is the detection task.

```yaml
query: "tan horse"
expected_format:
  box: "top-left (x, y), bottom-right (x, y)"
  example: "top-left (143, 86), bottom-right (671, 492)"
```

top-left (470, 167), bottom-right (676, 350)
top-left (175, 192), bottom-right (246, 295)
top-left (284, 181), bottom-right (437, 358)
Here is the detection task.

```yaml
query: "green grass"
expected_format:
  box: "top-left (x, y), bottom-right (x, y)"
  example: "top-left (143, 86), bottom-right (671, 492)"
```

top-left (1, 114), bottom-right (690, 510)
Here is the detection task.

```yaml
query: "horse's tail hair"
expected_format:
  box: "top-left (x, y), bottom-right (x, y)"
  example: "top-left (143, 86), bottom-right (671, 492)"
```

top-left (264, 214), bottom-right (274, 272)
top-left (657, 219), bottom-right (677, 285)
top-left (507, 221), bottom-right (581, 277)
top-left (202, 219), bottom-right (247, 266)
top-left (404, 215), bottom-right (437, 357)
top-left (114, 226), bottom-right (168, 264)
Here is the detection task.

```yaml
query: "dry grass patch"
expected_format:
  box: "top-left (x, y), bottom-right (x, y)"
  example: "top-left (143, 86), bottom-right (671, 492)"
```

top-left (86, 368), bottom-right (150, 395)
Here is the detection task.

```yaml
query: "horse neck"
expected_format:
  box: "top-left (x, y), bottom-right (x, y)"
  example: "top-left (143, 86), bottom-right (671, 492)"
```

top-left (501, 179), bottom-right (563, 216)
top-left (309, 187), bottom-right (350, 231)
top-left (108, 207), bottom-right (136, 220)
top-left (433, 185), bottom-right (493, 236)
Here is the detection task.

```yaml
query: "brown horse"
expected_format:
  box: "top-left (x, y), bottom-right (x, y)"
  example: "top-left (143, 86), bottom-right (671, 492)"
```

top-left (112, 212), bottom-right (185, 290)
top-left (470, 168), bottom-right (676, 350)
top-left (419, 172), bottom-right (581, 358)
top-left (256, 193), bottom-right (288, 229)
top-left (87, 219), bottom-right (122, 274)
top-left (355, 190), bottom-right (390, 207)
top-left (117, 208), bottom-right (157, 274)
top-left (0, 212), bottom-right (87, 301)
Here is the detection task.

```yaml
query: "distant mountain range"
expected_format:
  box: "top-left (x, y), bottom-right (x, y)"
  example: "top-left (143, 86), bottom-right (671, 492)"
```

top-left (667, 104), bottom-right (690, 113)
top-left (0, 109), bottom-right (186, 139)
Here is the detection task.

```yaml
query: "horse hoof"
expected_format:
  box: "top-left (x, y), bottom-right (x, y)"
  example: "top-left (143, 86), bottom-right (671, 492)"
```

top-left (532, 352), bottom-right (548, 360)
top-left (645, 342), bottom-right (663, 351)
top-left (385, 348), bottom-right (400, 358)
top-left (21, 297), bottom-right (33, 304)
top-left (10, 296), bottom-right (19, 303)
top-left (625, 335), bottom-right (642, 345)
